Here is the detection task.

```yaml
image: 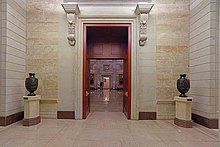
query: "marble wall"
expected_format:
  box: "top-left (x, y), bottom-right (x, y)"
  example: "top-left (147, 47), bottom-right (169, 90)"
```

top-left (0, 0), bottom-right (26, 117)
top-left (218, 0), bottom-right (220, 129)
top-left (155, 0), bottom-right (189, 119)
top-left (26, 0), bottom-right (78, 118)
top-left (0, 0), bottom-right (3, 116)
top-left (137, 0), bottom-right (189, 119)
top-left (189, 0), bottom-right (218, 120)
top-left (27, 0), bottom-right (59, 118)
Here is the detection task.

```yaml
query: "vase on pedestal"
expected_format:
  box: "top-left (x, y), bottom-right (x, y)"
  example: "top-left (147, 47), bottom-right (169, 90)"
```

top-left (177, 74), bottom-right (190, 97)
top-left (25, 73), bottom-right (38, 96)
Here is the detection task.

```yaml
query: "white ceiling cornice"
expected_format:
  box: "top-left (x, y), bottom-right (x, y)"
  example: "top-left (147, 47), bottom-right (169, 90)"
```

top-left (61, 0), bottom-right (154, 18)
top-left (63, 0), bottom-right (153, 6)
top-left (61, 3), bottom-right (80, 14)
top-left (134, 3), bottom-right (154, 14)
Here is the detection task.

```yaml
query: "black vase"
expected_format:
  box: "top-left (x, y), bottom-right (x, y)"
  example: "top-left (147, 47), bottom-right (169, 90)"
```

top-left (25, 73), bottom-right (38, 96)
top-left (177, 74), bottom-right (190, 97)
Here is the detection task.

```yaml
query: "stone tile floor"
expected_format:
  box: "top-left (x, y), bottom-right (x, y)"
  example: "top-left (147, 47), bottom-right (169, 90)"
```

top-left (0, 112), bottom-right (219, 147)
top-left (90, 90), bottom-right (123, 112)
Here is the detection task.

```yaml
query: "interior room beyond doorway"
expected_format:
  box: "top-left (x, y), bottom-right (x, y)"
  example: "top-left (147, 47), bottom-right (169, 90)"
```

top-left (83, 24), bottom-right (131, 119)
top-left (89, 59), bottom-right (124, 112)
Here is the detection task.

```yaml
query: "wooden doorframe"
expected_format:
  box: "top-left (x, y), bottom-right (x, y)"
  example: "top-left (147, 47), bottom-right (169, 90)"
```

top-left (83, 23), bottom-right (132, 119)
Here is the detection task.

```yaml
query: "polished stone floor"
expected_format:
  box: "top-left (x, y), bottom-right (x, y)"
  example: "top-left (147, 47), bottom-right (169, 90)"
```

top-left (90, 90), bottom-right (123, 112)
top-left (0, 112), bottom-right (219, 147)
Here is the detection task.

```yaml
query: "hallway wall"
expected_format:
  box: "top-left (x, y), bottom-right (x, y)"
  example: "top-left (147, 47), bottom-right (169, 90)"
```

top-left (219, 0), bottom-right (220, 131)
top-left (0, 0), bottom-right (3, 117)
top-left (25, 0), bottom-right (190, 120)
top-left (136, 0), bottom-right (190, 120)
top-left (90, 60), bottom-right (123, 90)
top-left (189, 0), bottom-right (219, 128)
top-left (155, 0), bottom-right (189, 119)
top-left (0, 0), bottom-right (26, 125)
top-left (26, 0), bottom-right (78, 118)
top-left (137, 0), bottom-right (157, 118)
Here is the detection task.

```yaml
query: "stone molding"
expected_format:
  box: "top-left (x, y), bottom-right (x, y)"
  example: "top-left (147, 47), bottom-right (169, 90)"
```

top-left (76, 18), bottom-right (138, 120)
top-left (40, 99), bottom-right (58, 104)
top-left (61, 3), bottom-right (80, 46)
top-left (61, 2), bottom-right (154, 47)
top-left (135, 3), bottom-right (154, 46)
top-left (156, 100), bottom-right (175, 119)
top-left (64, 0), bottom-right (153, 5)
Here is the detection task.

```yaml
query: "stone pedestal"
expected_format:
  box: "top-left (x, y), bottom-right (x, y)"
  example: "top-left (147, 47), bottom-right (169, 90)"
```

top-left (174, 96), bottom-right (193, 128)
top-left (23, 95), bottom-right (41, 126)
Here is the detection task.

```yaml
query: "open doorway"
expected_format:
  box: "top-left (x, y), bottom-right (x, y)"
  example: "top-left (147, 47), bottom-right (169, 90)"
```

top-left (89, 59), bottom-right (124, 112)
top-left (83, 24), bottom-right (131, 119)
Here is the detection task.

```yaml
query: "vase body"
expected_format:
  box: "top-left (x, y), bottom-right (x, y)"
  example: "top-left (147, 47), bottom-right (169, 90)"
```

top-left (177, 74), bottom-right (190, 97)
top-left (25, 73), bottom-right (38, 96)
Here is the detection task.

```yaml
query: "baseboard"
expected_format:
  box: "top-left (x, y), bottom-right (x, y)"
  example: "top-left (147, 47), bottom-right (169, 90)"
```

top-left (57, 111), bottom-right (75, 119)
top-left (0, 111), bottom-right (24, 126)
top-left (139, 112), bottom-right (156, 120)
top-left (174, 117), bottom-right (192, 128)
top-left (23, 116), bottom-right (41, 126)
top-left (192, 113), bottom-right (218, 129)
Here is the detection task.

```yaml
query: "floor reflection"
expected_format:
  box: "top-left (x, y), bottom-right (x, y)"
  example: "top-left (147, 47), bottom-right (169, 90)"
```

top-left (90, 89), bottom-right (123, 112)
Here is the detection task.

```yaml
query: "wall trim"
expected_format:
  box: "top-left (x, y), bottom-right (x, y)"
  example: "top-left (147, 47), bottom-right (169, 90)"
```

top-left (174, 117), bottom-right (192, 128)
top-left (23, 116), bottom-right (41, 126)
top-left (40, 99), bottom-right (58, 104)
top-left (139, 112), bottom-right (156, 120)
top-left (0, 111), bottom-right (24, 126)
top-left (57, 111), bottom-right (75, 119)
top-left (192, 113), bottom-right (218, 129)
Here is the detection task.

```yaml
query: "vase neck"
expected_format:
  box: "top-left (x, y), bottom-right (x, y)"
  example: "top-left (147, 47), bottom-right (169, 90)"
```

top-left (180, 74), bottom-right (186, 78)
top-left (29, 73), bottom-right (35, 77)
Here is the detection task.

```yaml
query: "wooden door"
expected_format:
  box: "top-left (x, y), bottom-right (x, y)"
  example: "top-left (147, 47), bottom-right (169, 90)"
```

top-left (83, 24), bottom-right (131, 119)
top-left (123, 59), bottom-right (130, 119)
top-left (83, 26), bottom-right (90, 119)
top-left (123, 25), bottom-right (131, 119)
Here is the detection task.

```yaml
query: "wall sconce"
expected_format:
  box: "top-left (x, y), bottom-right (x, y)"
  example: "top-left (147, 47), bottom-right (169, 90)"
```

top-left (135, 3), bottom-right (154, 46)
top-left (61, 3), bottom-right (80, 46)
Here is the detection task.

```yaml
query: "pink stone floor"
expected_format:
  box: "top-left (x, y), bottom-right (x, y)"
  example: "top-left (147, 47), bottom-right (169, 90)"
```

top-left (90, 90), bottom-right (123, 112)
top-left (0, 112), bottom-right (219, 147)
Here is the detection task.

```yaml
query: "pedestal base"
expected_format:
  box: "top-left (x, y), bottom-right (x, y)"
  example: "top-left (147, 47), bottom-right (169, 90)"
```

top-left (174, 96), bottom-right (193, 128)
top-left (174, 117), bottom-right (192, 128)
top-left (23, 95), bottom-right (41, 126)
top-left (23, 116), bottom-right (41, 126)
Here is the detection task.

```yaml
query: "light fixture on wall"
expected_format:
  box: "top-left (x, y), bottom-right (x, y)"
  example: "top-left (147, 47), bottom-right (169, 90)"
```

top-left (135, 3), bottom-right (154, 46)
top-left (61, 3), bottom-right (80, 46)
